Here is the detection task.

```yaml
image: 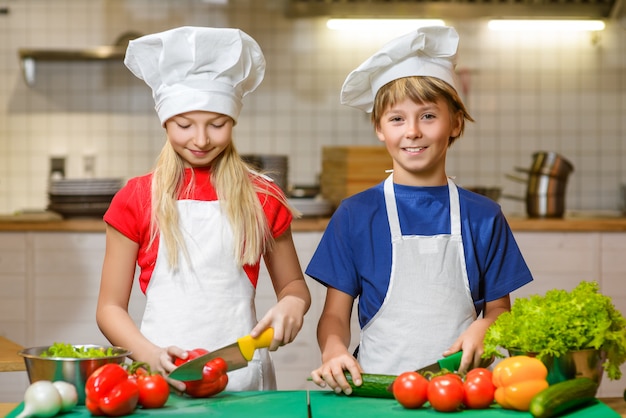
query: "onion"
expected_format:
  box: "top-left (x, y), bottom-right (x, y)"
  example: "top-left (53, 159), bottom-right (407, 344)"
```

top-left (16, 381), bottom-right (62, 418)
top-left (52, 381), bottom-right (78, 412)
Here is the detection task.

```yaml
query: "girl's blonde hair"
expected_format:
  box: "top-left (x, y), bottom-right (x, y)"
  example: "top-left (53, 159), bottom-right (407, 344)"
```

top-left (149, 138), bottom-right (296, 268)
top-left (371, 76), bottom-right (474, 146)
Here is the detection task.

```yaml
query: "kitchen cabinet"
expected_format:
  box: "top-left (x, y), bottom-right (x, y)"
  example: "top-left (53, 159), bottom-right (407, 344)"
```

top-left (0, 229), bottom-right (625, 402)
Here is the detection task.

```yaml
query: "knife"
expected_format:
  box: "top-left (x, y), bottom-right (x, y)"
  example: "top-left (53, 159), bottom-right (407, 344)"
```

top-left (168, 327), bottom-right (274, 381)
top-left (386, 351), bottom-right (464, 392)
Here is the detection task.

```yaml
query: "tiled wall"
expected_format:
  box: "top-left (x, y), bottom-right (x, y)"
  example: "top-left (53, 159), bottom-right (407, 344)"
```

top-left (0, 0), bottom-right (625, 216)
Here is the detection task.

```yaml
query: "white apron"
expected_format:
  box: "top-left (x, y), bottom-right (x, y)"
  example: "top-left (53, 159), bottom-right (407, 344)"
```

top-left (358, 174), bottom-right (476, 375)
top-left (140, 200), bottom-right (276, 390)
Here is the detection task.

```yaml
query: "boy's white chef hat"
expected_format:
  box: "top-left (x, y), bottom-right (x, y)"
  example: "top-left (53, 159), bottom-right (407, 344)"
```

top-left (124, 26), bottom-right (265, 125)
top-left (341, 26), bottom-right (460, 113)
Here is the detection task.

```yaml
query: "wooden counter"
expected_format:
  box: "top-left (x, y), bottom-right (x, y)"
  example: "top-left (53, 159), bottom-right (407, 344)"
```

top-left (0, 336), bottom-right (25, 372)
top-left (1, 215), bottom-right (626, 232)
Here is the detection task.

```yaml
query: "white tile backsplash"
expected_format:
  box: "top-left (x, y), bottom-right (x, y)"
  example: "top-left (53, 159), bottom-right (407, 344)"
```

top-left (0, 0), bottom-right (625, 215)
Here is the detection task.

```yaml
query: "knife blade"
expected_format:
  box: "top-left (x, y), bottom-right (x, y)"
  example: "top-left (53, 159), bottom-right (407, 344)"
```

top-left (386, 351), bottom-right (463, 392)
top-left (168, 327), bottom-right (274, 381)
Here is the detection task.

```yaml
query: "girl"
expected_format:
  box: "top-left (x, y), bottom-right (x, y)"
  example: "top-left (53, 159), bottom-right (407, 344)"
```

top-left (96, 26), bottom-right (310, 392)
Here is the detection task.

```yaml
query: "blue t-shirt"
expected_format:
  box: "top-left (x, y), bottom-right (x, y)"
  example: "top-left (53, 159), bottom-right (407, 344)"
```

top-left (305, 181), bottom-right (533, 329)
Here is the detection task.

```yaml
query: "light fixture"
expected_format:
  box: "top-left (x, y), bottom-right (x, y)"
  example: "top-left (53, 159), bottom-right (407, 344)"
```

top-left (326, 18), bottom-right (445, 32)
top-left (488, 19), bottom-right (605, 32)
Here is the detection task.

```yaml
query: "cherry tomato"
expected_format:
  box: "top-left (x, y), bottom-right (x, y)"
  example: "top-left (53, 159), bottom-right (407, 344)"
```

top-left (392, 371), bottom-right (429, 409)
top-left (427, 373), bottom-right (465, 412)
top-left (463, 368), bottom-right (495, 409)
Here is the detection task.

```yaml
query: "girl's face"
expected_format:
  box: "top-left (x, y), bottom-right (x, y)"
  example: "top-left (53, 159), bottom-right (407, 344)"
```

top-left (375, 96), bottom-right (461, 187)
top-left (164, 110), bottom-right (234, 167)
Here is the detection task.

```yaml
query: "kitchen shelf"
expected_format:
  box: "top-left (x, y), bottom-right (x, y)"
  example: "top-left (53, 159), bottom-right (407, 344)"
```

top-left (18, 46), bottom-right (126, 86)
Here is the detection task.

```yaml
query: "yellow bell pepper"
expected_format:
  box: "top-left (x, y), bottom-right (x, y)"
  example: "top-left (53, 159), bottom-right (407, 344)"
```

top-left (492, 355), bottom-right (549, 411)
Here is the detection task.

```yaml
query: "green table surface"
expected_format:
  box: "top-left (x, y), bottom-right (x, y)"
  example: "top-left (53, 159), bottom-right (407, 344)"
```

top-left (5, 390), bottom-right (621, 418)
top-left (308, 391), bottom-right (621, 418)
top-left (5, 391), bottom-right (308, 418)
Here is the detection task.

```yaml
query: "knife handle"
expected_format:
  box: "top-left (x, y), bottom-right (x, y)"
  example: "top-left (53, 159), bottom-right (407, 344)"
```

top-left (237, 328), bottom-right (274, 361)
top-left (438, 350), bottom-right (463, 371)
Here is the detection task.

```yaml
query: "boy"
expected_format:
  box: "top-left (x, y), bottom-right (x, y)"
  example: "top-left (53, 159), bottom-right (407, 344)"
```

top-left (307, 26), bottom-right (533, 395)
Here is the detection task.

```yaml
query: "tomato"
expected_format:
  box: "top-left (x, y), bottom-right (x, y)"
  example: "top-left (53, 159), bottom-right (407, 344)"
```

top-left (135, 370), bottom-right (170, 409)
top-left (463, 368), bottom-right (495, 409)
top-left (392, 371), bottom-right (429, 409)
top-left (125, 363), bottom-right (170, 409)
top-left (427, 373), bottom-right (465, 412)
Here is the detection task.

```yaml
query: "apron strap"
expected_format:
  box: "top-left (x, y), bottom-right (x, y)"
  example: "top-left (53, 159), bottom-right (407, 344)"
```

top-left (384, 174), bottom-right (462, 238)
top-left (447, 178), bottom-right (461, 236)
top-left (383, 174), bottom-right (401, 241)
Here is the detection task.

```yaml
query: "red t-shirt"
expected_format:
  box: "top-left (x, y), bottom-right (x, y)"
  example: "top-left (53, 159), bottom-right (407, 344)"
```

top-left (104, 168), bottom-right (292, 293)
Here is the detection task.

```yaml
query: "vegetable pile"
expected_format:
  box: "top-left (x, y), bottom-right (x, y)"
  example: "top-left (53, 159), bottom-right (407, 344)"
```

top-left (392, 367), bottom-right (500, 412)
top-left (483, 281), bottom-right (626, 380)
top-left (388, 356), bottom-right (596, 417)
top-left (40, 343), bottom-right (115, 359)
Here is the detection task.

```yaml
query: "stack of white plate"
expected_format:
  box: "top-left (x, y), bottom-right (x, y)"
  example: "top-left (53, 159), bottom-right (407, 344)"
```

top-left (47, 178), bottom-right (123, 218)
top-left (242, 154), bottom-right (288, 192)
top-left (288, 197), bottom-right (333, 218)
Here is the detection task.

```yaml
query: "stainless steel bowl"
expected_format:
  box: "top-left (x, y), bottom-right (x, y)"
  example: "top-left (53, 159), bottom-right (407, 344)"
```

top-left (508, 348), bottom-right (605, 386)
top-left (19, 345), bottom-right (131, 404)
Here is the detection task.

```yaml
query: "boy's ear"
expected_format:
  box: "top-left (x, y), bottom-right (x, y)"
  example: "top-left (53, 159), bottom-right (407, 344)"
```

top-left (375, 124), bottom-right (386, 143)
top-left (451, 111), bottom-right (463, 138)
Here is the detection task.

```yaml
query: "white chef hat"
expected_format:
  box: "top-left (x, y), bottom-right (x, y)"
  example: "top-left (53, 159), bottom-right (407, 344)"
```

top-left (124, 26), bottom-right (265, 125)
top-left (341, 26), bottom-right (460, 113)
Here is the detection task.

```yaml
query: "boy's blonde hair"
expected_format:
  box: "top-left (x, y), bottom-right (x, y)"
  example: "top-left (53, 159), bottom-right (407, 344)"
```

top-left (371, 76), bottom-right (474, 146)
top-left (149, 138), bottom-right (296, 269)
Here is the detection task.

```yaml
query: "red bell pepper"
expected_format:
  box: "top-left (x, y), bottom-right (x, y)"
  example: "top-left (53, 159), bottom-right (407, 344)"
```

top-left (85, 363), bottom-right (139, 416)
top-left (174, 348), bottom-right (229, 398)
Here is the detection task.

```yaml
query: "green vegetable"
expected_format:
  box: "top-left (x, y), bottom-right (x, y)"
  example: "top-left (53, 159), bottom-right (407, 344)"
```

top-left (529, 377), bottom-right (598, 418)
top-left (483, 281), bottom-right (626, 380)
top-left (41, 343), bottom-right (114, 358)
top-left (343, 372), bottom-right (396, 398)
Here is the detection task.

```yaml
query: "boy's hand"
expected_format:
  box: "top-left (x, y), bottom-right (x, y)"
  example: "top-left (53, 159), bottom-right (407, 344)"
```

top-left (311, 354), bottom-right (363, 395)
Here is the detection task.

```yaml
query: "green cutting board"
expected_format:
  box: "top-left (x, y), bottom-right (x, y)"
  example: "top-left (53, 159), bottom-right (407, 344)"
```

top-left (6, 391), bottom-right (308, 418)
top-left (308, 390), bottom-right (621, 418)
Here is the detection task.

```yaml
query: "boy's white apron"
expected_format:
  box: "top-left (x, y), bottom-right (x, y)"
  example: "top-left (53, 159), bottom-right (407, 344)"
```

top-left (358, 174), bottom-right (476, 374)
top-left (140, 200), bottom-right (276, 390)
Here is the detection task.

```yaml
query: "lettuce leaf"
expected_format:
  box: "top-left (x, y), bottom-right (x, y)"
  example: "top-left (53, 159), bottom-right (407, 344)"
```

top-left (483, 281), bottom-right (626, 380)
top-left (41, 342), bottom-right (115, 358)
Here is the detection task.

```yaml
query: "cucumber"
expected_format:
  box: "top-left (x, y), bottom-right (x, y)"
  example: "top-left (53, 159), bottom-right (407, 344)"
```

top-left (344, 372), bottom-right (396, 399)
top-left (529, 377), bottom-right (599, 418)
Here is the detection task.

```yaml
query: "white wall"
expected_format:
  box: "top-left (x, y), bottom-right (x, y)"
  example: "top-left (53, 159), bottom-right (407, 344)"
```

top-left (0, 0), bottom-right (625, 215)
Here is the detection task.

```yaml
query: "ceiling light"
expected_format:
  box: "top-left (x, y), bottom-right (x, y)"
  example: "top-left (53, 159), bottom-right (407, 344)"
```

top-left (326, 19), bottom-right (445, 32)
top-left (488, 19), bottom-right (605, 32)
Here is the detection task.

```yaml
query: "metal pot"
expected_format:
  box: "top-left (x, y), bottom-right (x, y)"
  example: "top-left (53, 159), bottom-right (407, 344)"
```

top-left (504, 151), bottom-right (574, 218)
top-left (527, 151), bottom-right (574, 179)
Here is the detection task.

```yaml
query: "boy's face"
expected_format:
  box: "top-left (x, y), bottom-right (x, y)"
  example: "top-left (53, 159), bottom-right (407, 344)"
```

top-left (375, 96), bottom-right (461, 187)
top-left (165, 110), bottom-right (234, 168)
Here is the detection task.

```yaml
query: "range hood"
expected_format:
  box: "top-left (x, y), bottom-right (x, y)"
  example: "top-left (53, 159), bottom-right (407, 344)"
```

top-left (284, 0), bottom-right (622, 20)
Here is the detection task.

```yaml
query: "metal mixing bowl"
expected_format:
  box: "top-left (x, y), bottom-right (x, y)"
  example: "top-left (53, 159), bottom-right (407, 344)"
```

top-left (19, 344), bottom-right (131, 404)
top-left (508, 348), bottom-right (605, 386)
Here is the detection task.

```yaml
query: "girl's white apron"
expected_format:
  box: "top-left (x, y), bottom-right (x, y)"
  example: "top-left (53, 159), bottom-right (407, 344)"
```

top-left (358, 174), bottom-right (476, 374)
top-left (140, 200), bottom-right (276, 390)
